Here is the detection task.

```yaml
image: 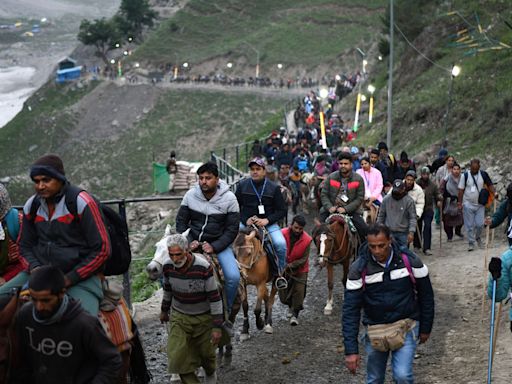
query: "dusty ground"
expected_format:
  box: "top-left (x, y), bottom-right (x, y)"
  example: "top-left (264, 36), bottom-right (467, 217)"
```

top-left (133, 209), bottom-right (512, 383)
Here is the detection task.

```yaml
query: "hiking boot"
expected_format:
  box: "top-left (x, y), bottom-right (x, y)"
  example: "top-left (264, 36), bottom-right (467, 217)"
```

top-left (204, 371), bottom-right (217, 384)
top-left (423, 249), bottom-right (433, 256)
top-left (289, 316), bottom-right (299, 326)
top-left (222, 320), bottom-right (234, 338)
top-left (275, 276), bottom-right (288, 290)
top-left (468, 243), bottom-right (475, 252)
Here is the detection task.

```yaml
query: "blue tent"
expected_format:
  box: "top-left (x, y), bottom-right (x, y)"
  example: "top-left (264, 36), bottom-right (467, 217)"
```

top-left (56, 66), bottom-right (82, 83)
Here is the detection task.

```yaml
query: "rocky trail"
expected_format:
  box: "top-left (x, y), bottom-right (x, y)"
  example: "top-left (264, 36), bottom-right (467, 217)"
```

top-left (133, 209), bottom-right (512, 383)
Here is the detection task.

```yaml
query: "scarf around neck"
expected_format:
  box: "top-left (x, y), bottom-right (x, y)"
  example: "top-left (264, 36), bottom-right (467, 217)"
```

top-left (33, 294), bottom-right (69, 325)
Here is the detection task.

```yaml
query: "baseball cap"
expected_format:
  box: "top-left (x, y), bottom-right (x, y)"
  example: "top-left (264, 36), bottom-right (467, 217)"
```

top-left (392, 179), bottom-right (405, 192)
top-left (405, 170), bottom-right (416, 178)
top-left (248, 157), bottom-right (266, 168)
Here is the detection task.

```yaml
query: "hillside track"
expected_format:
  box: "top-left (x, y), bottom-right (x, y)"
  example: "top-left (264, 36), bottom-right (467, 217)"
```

top-left (134, 207), bottom-right (512, 383)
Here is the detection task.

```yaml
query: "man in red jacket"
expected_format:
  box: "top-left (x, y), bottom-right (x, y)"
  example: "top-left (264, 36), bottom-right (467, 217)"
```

top-left (281, 215), bottom-right (312, 326)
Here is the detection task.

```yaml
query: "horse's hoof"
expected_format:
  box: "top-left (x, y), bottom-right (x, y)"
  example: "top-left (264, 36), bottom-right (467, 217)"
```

top-left (256, 319), bottom-right (265, 330)
top-left (264, 324), bottom-right (273, 334)
top-left (324, 308), bottom-right (332, 316)
top-left (240, 333), bottom-right (250, 341)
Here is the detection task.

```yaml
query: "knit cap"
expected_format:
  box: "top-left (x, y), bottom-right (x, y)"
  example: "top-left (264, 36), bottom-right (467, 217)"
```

top-left (29, 154), bottom-right (66, 182)
top-left (0, 183), bottom-right (12, 221)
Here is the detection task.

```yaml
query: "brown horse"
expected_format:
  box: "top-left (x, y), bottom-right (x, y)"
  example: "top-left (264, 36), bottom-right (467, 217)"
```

top-left (232, 228), bottom-right (278, 341)
top-left (312, 215), bottom-right (358, 315)
top-left (363, 200), bottom-right (380, 224)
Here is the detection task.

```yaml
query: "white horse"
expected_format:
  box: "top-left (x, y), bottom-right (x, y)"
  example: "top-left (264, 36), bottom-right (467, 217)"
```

top-left (146, 224), bottom-right (174, 280)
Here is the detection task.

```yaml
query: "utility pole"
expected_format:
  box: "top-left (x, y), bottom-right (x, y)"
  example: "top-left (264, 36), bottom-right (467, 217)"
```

top-left (386, 0), bottom-right (394, 149)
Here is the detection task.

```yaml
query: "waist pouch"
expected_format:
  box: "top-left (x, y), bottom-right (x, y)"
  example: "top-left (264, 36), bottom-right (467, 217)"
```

top-left (367, 318), bottom-right (416, 352)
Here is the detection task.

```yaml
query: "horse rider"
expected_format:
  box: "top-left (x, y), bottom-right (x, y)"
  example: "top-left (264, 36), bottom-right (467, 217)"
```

top-left (11, 266), bottom-right (122, 384)
top-left (343, 223), bottom-right (435, 383)
top-left (160, 233), bottom-right (222, 384)
top-left (175, 161), bottom-right (240, 315)
top-left (235, 157), bottom-right (288, 289)
top-left (320, 151), bottom-right (368, 241)
top-left (0, 184), bottom-right (28, 289)
top-left (1, 154), bottom-right (110, 315)
top-left (280, 214), bottom-right (312, 326)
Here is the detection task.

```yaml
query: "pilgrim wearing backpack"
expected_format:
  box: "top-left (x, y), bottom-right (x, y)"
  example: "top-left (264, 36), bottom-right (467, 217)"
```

top-left (1, 155), bottom-right (112, 315)
top-left (457, 159), bottom-right (495, 252)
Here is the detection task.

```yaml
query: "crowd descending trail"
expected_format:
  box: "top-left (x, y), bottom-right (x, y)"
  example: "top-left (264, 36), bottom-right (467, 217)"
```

top-left (134, 211), bottom-right (512, 383)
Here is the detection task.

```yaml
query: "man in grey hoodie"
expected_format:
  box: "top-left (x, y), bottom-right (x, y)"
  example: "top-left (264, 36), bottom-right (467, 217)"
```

top-left (175, 162), bottom-right (240, 313)
top-left (377, 179), bottom-right (417, 249)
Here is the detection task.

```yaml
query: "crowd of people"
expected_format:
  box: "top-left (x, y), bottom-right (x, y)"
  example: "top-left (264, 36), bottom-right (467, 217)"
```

top-left (0, 97), bottom-right (511, 383)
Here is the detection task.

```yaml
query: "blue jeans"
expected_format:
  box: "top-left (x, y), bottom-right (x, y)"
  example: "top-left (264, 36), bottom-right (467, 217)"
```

top-left (463, 203), bottom-right (484, 245)
top-left (216, 247), bottom-right (240, 312)
top-left (391, 231), bottom-right (409, 251)
top-left (365, 322), bottom-right (419, 384)
top-left (239, 223), bottom-right (287, 274)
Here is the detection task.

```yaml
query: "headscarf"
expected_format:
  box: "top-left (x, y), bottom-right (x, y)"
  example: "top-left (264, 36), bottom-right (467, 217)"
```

top-left (0, 183), bottom-right (12, 222)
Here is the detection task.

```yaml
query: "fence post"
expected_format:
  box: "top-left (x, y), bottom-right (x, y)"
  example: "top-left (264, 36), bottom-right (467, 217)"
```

top-left (236, 145), bottom-right (240, 171)
top-left (118, 200), bottom-right (132, 310)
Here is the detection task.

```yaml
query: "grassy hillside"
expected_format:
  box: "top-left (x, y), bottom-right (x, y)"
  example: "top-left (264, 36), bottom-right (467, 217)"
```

top-left (134, 0), bottom-right (385, 70)
top-left (354, 0), bottom-right (512, 160)
top-left (0, 80), bottom-right (289, 203)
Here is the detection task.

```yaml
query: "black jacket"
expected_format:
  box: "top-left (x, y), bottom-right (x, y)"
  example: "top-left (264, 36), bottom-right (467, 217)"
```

top-left (13, 297), bottom-right (122, 384)
top-left (235, 177), bottom-right (287, 225)
top-left (342, 243), bottom-right (435, 355)
top-left (176, 181), bottom-right (240, 253)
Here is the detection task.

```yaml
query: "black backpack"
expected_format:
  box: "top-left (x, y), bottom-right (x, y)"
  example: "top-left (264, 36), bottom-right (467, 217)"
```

top-left (29, 185), bottom-right (132, 276)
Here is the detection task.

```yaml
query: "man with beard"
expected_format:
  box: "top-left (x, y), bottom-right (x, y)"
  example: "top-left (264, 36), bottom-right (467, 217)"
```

top-left (12, 266), bottom-right (122, 384)
top-left (377, 180), bottom-right (417, 249)
top-left (176, 162), bottom-right (240, 315)
top-left (370, 148), bottom-right (388, 185)
top-left (404, 170), bottom-right (425, 222)
top-left (160, 234), bottom-right (222, 384)
top-left (457, 159), bottom-right (495, 251)
top-left (320, 151), bottom-right (367, 240)
top-left (280, 215), bottom-right (312, 326)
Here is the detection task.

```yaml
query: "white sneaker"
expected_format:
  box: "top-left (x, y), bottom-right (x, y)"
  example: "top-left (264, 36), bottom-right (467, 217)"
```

top-left (170, 373), bottom-right (181, 383)
top-left (204, 371), bottom-right (217, 384)
top-left (290, 316), bottom-right (299, 326)
top-left (286, 307), bottom-right (293, 319)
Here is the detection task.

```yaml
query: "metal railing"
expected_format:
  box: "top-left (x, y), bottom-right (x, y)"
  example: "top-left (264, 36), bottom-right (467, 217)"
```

top-left (210, 151), bottom-right (246, 187)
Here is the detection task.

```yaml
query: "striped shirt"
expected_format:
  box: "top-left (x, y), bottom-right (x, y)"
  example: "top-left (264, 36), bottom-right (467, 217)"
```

top-left (161, 253), bottom-right (223, 328)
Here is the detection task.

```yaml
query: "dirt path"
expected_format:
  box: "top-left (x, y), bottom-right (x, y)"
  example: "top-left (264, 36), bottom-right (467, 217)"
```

top-left (134, 214), bottom-right (512, 383)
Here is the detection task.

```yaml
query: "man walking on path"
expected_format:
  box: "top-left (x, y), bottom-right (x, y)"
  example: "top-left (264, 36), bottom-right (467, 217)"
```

top-left (343, 223), bottom-right (434, 383)
top-left (404, 170), bottom-right (425, 222)
top-left (414, 167), bottom-right (442, 255)
top-left (457, 159), bottom-right (495, 251)
top-left (280, 215), bottom-right (312, 326)
top-left (377, 180), bottom-right (417, 249)
top-left (160, 234), bottom-right (222, 384)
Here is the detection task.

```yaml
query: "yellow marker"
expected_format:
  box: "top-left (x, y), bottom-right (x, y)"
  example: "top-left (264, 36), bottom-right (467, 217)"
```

top-left (320, 112), bottom-right (327, 149)
top-left (369, 96), bottom-right (374, 123)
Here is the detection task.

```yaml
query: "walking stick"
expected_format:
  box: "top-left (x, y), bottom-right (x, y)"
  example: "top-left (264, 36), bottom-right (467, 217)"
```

top-left (415, 222), bottom-right (423, 251)
top-left (481, 226), bottom-right (491, 321)
top-left (487, 278), bottom-right (497, 384)
top-left (439, 206), bottom-right (443, 254)
top-left (491, 302), bottom-right (503, 365)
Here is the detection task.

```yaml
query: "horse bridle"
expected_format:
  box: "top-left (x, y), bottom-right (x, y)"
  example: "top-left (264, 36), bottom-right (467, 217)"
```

top-left (317, 223), bottom-right (350, 264)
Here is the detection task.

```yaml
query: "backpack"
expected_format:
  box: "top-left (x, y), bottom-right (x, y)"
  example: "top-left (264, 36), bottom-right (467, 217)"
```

top-left (29, 185), bottom-right (132, 276)
top-left (297, 159), bottom-right (308, 172)
top-left (463, 170), bottom-right (494, 208)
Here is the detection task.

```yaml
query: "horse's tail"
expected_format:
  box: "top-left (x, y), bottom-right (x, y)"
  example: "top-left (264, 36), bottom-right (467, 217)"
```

top-left (129, 320), bottom-right (152, 384)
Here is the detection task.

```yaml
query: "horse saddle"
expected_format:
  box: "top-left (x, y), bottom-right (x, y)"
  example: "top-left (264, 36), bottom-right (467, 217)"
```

top-left (326, 213), bottom-right (357, 233)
